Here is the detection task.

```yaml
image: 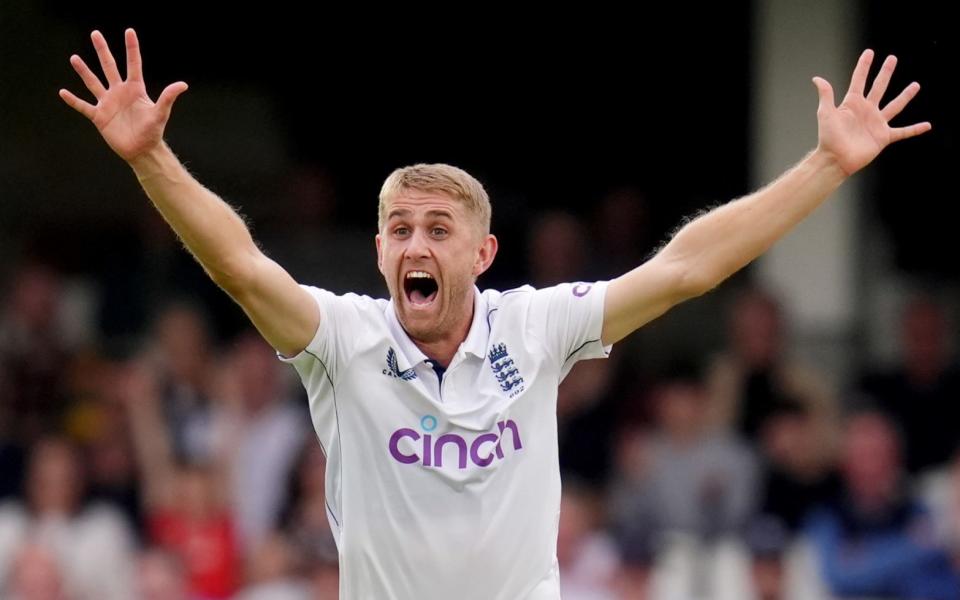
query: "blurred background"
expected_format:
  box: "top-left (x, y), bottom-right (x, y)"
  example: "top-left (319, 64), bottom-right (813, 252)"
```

top-left (1, 0), bottom-right (958, 598)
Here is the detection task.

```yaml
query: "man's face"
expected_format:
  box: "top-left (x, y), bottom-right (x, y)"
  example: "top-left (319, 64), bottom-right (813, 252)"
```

top-left (731, 295), bottom-right (782, 367)
top-left (376, 190), bottom-right (496, 343)
top-left (842, 414), bottom-right (901, 504)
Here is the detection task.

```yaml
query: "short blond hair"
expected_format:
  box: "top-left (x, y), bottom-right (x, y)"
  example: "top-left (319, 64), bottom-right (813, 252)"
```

top-left (378, 164), bottom-right (492, 235)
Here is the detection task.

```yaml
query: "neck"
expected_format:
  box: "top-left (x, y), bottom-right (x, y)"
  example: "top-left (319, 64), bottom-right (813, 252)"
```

top-left (412, 302), bottom-right (474, 369)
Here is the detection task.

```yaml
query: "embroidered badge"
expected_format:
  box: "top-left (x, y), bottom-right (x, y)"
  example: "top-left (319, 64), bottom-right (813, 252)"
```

top-left (488, 343), bottom-right (525, 396)
top-left (383, 347), bottom-right (418, 381)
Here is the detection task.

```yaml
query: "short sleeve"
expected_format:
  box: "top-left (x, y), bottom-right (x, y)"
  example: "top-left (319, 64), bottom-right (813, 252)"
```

top-left (275, 285), bottom-right (374, 382)
top-left (526, 281), bottom-right (612, 379)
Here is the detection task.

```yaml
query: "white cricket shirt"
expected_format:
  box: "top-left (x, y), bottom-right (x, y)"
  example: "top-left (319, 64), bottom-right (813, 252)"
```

top-left (278, 281), bottom-right (611, 599)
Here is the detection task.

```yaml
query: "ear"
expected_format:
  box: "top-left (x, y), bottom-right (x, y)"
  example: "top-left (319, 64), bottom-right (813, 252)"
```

top-left (473, 234), bottom-right (498, 277)
top-left (375, 233), bottom-right (384, 274)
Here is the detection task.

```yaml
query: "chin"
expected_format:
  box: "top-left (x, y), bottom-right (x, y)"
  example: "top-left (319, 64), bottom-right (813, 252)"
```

top-left (405, 323), bottom-right (443, 344)
top-left (396, 309), bottom-right (438, 340)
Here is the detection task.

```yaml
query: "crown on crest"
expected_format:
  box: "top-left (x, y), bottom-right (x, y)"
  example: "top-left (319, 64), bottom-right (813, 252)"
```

top-left (488, 343), bottom-right (509, 363)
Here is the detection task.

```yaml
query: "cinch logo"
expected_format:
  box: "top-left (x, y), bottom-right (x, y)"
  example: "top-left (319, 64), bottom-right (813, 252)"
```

top-left (388, 414), bottom-right (523, 469)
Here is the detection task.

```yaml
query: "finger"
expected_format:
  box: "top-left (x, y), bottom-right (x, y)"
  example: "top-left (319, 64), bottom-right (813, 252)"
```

top-left (866, 54), bottom-right (897, 105)
top-left (847, 49), bottom-right (874, 97)
top-left (156, 81), bottom-right (189, 117)
top-left (813, 76), bottom-right (835, 111)
top-left (125, 28), bottom-right (143, 82)
top-left (91, 30), bottom-right (122, 85)
top-left (58, 88), bottom-right (96, 120)
top-left (69, 54), bottom-right (107, 99)
top-left (890, 121), bottom-right (932, 143)
top-left (881, 82), bottom-right (921, 121)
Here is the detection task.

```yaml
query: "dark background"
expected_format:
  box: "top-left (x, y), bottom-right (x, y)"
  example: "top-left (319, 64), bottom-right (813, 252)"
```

top-left (1, 0), bottom-right (955, 338)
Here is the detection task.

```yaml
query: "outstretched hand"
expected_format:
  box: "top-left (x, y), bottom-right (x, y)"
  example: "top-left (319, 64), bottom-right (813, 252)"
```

top-left (813, 49), bottom-right (931, 176)
top-left (59, 29), bottom-right (188, 162)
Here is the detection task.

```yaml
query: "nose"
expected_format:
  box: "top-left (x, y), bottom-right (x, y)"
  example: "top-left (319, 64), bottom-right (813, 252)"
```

top-left (404, 228), bottom-right (432, 260)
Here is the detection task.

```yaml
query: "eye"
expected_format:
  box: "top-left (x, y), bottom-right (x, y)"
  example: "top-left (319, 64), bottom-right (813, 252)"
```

top-left (393, 226), bottom-right (410, 237)
top-left (431, 227), bottom-right (448, 237)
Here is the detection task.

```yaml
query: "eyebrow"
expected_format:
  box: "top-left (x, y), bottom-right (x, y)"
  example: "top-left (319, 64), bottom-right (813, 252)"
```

top-left (386, 208), bottom-right (455, 221)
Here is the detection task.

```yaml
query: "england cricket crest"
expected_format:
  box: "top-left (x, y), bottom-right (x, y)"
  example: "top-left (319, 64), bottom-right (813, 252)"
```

top-left (488, 343), bottom-right (525, 397)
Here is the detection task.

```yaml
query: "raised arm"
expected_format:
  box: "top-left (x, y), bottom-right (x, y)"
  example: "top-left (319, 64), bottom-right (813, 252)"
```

top-left (601, 49), bottom-right (931, 346)
top-left (60, 29), bottom-right (318, 357)
top-left (120, 360), bottom-right (176, 510)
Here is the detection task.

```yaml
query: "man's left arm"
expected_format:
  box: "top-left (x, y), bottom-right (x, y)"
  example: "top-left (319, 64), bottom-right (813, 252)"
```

top-left (602, 49), bottom-right (931, 346)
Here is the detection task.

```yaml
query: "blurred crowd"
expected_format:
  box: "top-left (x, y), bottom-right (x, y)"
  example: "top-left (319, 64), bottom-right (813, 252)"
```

top-left (1, 185), bottom-right (959, 600)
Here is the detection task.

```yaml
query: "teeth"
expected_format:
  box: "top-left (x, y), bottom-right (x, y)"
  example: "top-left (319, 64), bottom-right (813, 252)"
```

top-left (405, 271), bottom-right (434, 279)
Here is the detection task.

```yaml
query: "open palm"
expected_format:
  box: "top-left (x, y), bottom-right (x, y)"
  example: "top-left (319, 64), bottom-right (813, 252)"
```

top-left (814, 49), bottom-right (931, 176)
top-left (59, 29), bottom-right (188, 162)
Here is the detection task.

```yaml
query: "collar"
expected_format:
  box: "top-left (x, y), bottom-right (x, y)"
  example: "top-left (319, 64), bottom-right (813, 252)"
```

top-left (385, 286), bottom-right (488, 370)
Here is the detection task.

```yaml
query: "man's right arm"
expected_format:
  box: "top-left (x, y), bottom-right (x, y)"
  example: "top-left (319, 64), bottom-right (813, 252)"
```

top-left (130, 142), bottom-right (318, 358)
top-left (59, 28), bottom-right (319, 357)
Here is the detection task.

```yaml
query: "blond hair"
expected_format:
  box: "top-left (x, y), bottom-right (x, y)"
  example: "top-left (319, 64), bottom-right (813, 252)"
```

top-left (378, 164), bottom-right (492, 235)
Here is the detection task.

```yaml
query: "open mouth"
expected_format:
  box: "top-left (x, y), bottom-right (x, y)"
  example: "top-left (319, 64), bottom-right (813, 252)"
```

top-left (404, 271), bottom-right (439, 306)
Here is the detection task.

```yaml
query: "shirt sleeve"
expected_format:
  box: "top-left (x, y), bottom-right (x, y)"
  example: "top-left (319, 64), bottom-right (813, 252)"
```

top-left (274, 285), bottom-right (372, 383)
top-left (526, 280), bottom-right (612, 380)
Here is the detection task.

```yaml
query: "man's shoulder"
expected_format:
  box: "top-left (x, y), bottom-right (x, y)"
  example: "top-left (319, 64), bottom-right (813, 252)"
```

top-left (478, 285), bottom-right (539, 319)
top-left (481, 281), bottom-right (608, 308)
top-left (301, 285), bottom-right (390, 314)
top-left (480, 284), bottom-right (536, 303)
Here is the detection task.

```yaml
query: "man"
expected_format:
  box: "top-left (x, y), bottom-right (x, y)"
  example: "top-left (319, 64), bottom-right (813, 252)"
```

top-left (858, 296), bottom-right (960, 473)
top-left (806, 411), bottom-right (960, 599)
top-left (60, 28), bottom-right (930, 599)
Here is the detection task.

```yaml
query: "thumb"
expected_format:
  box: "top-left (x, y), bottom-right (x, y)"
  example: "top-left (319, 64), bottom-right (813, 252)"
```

top-left (156, 81), bottom-right (189, 118)
top-left (812, 76), bottom-right (835, 112)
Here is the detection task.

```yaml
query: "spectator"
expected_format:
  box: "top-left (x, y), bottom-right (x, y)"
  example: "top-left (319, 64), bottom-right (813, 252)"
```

top-left (756, 401), bottom-right (840, 532)
top-left (706, 288), bottom-right (839, 454)
top-left (558, 481), bottom-right (620, 600)
top-left (0, 437), bottom-right (135, 600)
top-left (122, 360), bottom-right (239, 599)
top-left (806, 410), bottom-right (960, 599)
top-left (210, 331), bottom-right (308, 553)
top-left (859, 295), bottom-right (960, 473)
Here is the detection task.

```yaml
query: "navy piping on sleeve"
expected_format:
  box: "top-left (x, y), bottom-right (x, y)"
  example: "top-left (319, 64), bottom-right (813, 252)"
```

top-left (304, 349), bottom-right (343, 531)
top-left (564, 338), bottom-right (602, 364)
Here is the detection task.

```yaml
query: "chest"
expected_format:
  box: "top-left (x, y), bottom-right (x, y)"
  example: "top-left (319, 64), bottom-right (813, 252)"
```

top-left (334, 337), bottom-right (557, 476)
